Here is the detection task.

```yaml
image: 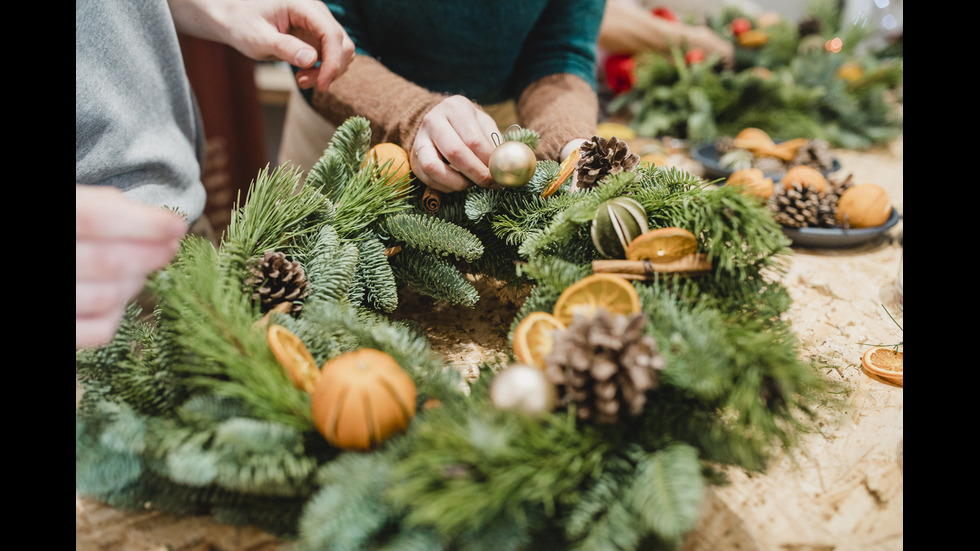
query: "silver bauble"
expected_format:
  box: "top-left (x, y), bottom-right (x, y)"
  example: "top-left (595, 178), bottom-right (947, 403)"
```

top-left (489, 364), bottom-right (557, 417)
top-left (489, 141), bottom-right (537, 188)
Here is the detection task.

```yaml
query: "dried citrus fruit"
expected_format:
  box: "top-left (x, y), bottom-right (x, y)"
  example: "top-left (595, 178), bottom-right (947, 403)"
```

top-left (626, 227), bottom-right (698, 263)
top-left (782, 165), bottom-right (828, 194)
top-left (364, 143), bottom-right (412, 183)
top-left (552, 273), bottom-right (642, 326)
top-left (267, 324), bottom-right (319, 394)
top-left (836, 183), bottom-right (892, 228)
top-left (726, 168), bottom-right (773, 199)
top-left (311, 348), bottom-right (417, 450)
top-left (513, 311), bottom-right (565, 370)
top-left (541, 147), bottom-right (579, 198)
top-left (596, 121), bottom-right (636, 141)
top-left (861, 346), bottom-right (903, 385)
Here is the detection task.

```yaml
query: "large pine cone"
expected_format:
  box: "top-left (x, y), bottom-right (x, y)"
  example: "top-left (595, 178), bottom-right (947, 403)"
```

top-left (575, 136), bottom-right (640, 189)
top-left (244, 250), bottom-right (310, 313)
top-left (543, 309), bottom-right (666, 424)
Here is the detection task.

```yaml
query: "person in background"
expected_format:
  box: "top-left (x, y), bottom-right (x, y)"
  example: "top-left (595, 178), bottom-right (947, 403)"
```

top-left (76, 0), bottom-right (354, 349)
top-left (599, 0), bottom-right (734, 67)
top-left (277, 0), bottom-right (606, 194)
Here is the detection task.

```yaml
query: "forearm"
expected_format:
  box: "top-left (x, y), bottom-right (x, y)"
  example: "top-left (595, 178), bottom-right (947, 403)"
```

top-left (516, 73), bottom-right (598, 162)
top-left (309, 54), bottom-right (448, 150)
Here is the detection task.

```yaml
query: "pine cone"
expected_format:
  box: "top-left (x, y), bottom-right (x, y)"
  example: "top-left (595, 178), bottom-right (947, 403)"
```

top-left (790, 139), bottom-right (836, 173)
top-left (543, 309), bottom-right (666, 424)
top-left (752, 156), bottom-right (787, 179)
top-left (575, 136), bottom-right (640, 189)
top-left (770, 182), bottom-right (837, 228)
top-left (244, 250), bottom-right (310, 313)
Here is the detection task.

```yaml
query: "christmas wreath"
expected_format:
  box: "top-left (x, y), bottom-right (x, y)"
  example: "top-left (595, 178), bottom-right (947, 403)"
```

top-left (76, 117), bottom-right (835, 550)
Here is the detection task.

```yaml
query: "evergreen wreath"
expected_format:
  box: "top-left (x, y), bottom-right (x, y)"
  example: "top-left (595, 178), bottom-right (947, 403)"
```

top-left (77, 116), bottom-right (837, 550)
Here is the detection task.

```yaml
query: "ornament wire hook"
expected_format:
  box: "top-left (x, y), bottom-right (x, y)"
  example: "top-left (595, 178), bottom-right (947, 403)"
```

top-left (491, 124), bottom-right (524, 148)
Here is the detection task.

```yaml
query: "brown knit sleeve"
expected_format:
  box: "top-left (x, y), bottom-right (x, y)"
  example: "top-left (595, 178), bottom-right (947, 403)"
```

top-left (308, 54), bottom-right (448, 152)
top-left (515, 73), bottom-right (599, 161)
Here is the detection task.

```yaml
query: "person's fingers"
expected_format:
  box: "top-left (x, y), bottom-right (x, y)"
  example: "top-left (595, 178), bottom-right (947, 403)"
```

top-left (410, 140), bottom-right (470, 193)
top-left (76, 239), bottom-right (181, 280)
top-left (76, 186), bottom-right (188, 241)
top-left (75, 278), bottom-right (148, 317)
top-left (76, 310), bottom-right (126, 350)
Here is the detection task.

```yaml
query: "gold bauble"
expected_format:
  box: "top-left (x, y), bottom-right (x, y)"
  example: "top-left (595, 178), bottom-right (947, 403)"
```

top-left (489, 141), bottom-right (537, 188)
top-left (489, 364), bottom-right (557, 417)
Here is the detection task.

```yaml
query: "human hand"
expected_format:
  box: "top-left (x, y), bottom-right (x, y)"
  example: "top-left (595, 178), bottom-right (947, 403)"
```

top-left (409, 96), bottom-right (502, 193)
top-left (683, 26), bottom-right (734, 68)
top-left (76, 186), bottom-right (188, 349)
top-left (170, 0), bottom-right (355, 91)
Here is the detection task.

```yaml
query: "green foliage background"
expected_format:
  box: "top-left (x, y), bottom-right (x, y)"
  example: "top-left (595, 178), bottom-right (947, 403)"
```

top-left (77, 117), bottom-right (839, 550)
top-left (609, 0), bottom-right (903, 149)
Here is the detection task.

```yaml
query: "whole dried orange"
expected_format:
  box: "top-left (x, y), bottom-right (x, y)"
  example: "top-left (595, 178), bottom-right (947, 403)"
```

top-left (541, 147), bottom-right (579, 198)
top-left (267, 324), bottom-right (320, 394)
top-left (861, 346), bottom-right (903, 385)
top-left (364, 143), bottom-right (412, 183)
top-left (552, 273), bottom-right (641, 326)
top-left (626, 227), bottom-right (698, 263)
top-left (513, 311), bottom-right (565, 370)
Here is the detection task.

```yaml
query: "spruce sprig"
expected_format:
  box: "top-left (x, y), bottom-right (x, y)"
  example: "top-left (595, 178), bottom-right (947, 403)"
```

top-left (151, 236), bottom-right (314, 430)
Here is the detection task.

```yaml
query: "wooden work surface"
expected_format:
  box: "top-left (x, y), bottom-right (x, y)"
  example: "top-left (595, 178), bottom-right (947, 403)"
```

top-left (77, 137), bottom-right (904, 551)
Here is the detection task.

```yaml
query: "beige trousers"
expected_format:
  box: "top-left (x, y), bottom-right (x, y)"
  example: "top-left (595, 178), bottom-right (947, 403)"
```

top-left (276, 86), bottom-right (521, 174)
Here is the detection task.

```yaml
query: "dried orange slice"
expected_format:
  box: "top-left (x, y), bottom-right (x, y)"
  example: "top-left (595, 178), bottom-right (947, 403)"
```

top-left (513, 311), bottom-right (565, 370)
top-left (552, 273), bottom-right (642, 326)
top-left (626, 227), bottom-right (698, 263)
top-left (267, 324), bottom-right (320, 394)
top-left (541, 147), bottom-right (580, 198)
top-left (861, 346), bottom-right (903, 385)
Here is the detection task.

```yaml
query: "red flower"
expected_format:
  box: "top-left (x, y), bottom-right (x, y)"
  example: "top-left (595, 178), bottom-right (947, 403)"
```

top-left (651, 6), bottom-right (679, 22)
top-left (730, 17), bottom-right (752, 36)
top-left (605, 54), bottom-right (637, 94)
top-left (685, 48), bottom-right (706, 64)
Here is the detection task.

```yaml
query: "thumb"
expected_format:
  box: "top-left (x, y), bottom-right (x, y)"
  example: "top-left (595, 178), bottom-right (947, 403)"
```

top-left (268, 34), bottom-right (319, 68)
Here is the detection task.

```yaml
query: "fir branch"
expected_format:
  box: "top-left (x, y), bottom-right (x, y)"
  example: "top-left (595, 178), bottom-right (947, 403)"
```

top-left (389, 405), bottom-right (608, 544)
top-left (299, 224), bottom-right (360, 305)
top-left (501, 126), bottom-right (540, 151)
top-left (388, 248), bottom-right (480, 308)
top-left (378, 212), bottom-right (484, 262)
top-left (221, 164), bottom-right (334, 277)
top-left (150, 237), bottom-right (314, 430)
top-left (304, 115), bottom-right (373, 201)
top-left (295, 451), bottom-right (401, 551)
top-left (350, 233), bottom-right (400, 313)
top-left (281, 299), bottom-right (461, 403)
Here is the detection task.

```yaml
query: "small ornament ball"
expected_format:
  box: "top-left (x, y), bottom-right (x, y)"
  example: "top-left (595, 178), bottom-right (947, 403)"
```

top-left (489, 141), bottom-right (537, 188)
top-left (490, 363), bottom-right (557, 417)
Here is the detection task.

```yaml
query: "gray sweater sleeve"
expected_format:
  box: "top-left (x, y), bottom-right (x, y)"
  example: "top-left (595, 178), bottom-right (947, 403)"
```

top-left (75, 0), bottom-right (206, 222)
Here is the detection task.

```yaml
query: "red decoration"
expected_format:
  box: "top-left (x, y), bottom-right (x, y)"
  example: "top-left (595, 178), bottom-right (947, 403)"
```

top-left (651, 6), bottom-right (679, 22)
top-left (730, 17), bottom-right (752, 36)
top-left (685, 48), bottom-right (706, 64)
top-left (605, 54), bottom-right (637, 94)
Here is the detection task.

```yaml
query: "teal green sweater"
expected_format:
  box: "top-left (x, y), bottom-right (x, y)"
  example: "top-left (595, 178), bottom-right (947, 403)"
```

top-left (319, 0), bottom-right (605, 104)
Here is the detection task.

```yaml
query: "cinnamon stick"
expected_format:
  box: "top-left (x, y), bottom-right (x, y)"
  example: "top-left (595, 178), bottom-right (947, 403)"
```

top-left (421, 186), bottom-right (442, 213)
top-left (592, 254), bottom-right (712, 279)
